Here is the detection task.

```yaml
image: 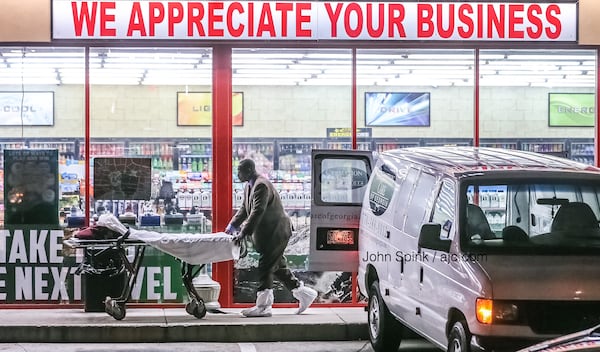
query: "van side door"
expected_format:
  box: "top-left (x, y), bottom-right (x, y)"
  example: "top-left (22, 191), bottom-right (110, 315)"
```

top-left (388, 168), bottom-right (438, 332)
top-left (308, 149), bottom-right (373, 272)
top-left (419, 178), bottom-right (458, 345)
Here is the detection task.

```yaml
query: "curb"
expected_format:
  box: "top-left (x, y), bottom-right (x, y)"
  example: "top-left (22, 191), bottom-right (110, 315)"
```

top-left (0, 323), bottom-right (368, 343)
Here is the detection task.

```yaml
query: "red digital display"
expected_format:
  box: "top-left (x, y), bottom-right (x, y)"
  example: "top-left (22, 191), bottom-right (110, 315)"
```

top-left (327, 230), bottom-right (355, 245)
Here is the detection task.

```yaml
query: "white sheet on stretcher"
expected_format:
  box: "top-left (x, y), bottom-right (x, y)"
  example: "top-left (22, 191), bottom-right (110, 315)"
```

top-left (96, 213), bottom-right (240, 265)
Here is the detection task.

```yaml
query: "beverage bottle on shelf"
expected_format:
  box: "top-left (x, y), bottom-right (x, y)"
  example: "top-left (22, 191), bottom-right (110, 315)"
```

top-left (201, 190), bottom-right (211, 209)
top-left (176, 189), bottom-right (186, 210)
top-left (184, 189), bottom-right (193, 209)
top-left (192, 190), bottom-right (201, 208)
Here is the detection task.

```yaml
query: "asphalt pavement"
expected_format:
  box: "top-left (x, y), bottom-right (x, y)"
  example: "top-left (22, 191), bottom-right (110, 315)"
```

top-left (0, 341), bottom-right (439, 352)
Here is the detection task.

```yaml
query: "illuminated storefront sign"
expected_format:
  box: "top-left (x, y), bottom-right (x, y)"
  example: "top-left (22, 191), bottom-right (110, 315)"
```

top-left (52, 1), bottom-right (577, 41)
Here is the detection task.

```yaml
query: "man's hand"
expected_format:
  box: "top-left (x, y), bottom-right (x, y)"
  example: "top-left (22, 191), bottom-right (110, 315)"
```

top-left (233, 233), bottom-right (245, 246)
top-left (225, 223), bottom-right (237, 235)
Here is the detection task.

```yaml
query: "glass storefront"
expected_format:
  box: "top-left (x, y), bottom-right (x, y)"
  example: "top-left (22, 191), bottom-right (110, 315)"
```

top-left (231, 48), bottom-right (354, 303)
top-left (0, 45), bottom-right (597, 306)
top-left (479, 49), bottom-right (596, 163)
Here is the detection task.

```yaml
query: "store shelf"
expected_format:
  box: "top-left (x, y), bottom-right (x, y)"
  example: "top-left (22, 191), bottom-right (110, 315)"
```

top-left (29, 140), bottom-right (78, 163)
top-left (233, 141), bottom-right (275, 178)
top-left (480, 143), bottom-right (518, 150)
top-left (128, 142), bottom-right (174, 170)
top-left (375, 141), bottom-right (420, 152)
top-left (5, 136), bottom-right (594, 227)
top-left (425, 138), bottom-right (472, 147)
top-left (277, 141), bottom-right (322, 181)
top-left (0, 142), bottom-right (25, 169)
top-left (521, 141), bottom-right (567, 158)
top-left (570, 142), bottom-right (595, 165)
top-left (326, 141), bottom-right (372, 150)
top-left (174, 142), bottom-right (212, 175)
top-left (80, 141), bottom-right (126, 158)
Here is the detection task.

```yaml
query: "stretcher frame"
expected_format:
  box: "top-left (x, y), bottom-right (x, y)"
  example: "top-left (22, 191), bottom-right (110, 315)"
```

top-left (64, 233), bottom-right (209, 320)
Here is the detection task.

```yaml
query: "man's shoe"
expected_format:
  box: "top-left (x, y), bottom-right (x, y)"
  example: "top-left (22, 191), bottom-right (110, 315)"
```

top-left (242, 289), bottom-right (273, 317)
top-left (241, 305), bottom-right (272, 317)
top-left (292, 282), bottom-right (318, 314)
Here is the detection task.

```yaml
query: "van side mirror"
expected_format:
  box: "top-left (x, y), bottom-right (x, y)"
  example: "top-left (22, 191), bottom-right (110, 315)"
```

top-left (418, 223), bottom-right (451, 252)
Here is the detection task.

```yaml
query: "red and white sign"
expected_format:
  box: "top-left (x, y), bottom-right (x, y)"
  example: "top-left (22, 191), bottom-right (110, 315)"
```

top-left (52, 1), bottom-right (577, 41)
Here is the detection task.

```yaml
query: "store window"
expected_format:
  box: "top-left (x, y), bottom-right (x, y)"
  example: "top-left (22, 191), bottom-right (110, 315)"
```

top-left (0, 46), bottom-right (85, 304)
top-left (231, 48), bottom-right (354, 304)
top-left (0, 47), bottom-right (85, 228)
top-left (357, 49), bottom-right (476, 152)
top-left (86, 47), bottom-right (213, 304)
top-left (88, 47), bottom-right (212, 227)
top-left (318, 158), bottom-right (370, 204)
top-left (479, 49), bottom-right (596, 164)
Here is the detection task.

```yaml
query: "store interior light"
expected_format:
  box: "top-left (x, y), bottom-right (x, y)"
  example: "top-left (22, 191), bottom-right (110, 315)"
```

top-left (0, 47), bottom-right (596, 87)
top-left (102, 63), bottom-right (197, 70)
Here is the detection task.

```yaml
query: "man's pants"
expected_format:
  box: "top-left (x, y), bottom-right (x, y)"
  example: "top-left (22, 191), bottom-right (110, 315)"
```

top-left (256, 237), bottom-right (300, 291)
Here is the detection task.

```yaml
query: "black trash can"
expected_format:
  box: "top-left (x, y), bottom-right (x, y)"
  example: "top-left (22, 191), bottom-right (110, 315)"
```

top-left (83, 248), bottom-right (127, 312)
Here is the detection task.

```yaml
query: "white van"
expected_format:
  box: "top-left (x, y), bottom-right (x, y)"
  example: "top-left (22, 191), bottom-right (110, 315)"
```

top-left (309, 147), bottom-right (600, 352)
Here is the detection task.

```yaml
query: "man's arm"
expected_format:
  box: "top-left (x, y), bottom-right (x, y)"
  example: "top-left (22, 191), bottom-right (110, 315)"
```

top-left (228, 189), bottom-right (248, 232)
top-left (239, 182), bottom-right (269, 238)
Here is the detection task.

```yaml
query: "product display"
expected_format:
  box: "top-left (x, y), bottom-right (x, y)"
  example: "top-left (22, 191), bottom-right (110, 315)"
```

top-left (0, 137), bottom-right (595, 229)
top-left (570, 142), bottom-right (595, 164)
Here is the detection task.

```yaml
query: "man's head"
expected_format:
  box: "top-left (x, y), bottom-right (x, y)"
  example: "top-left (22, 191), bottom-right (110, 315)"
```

top-left (237, 159), bottom-right (257, 182)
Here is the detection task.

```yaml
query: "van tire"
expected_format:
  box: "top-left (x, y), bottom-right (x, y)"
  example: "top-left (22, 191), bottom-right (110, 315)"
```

top-left (448, 321), bottom-right (471, 352)
top-left (368, 282), bottom-right (402, 352)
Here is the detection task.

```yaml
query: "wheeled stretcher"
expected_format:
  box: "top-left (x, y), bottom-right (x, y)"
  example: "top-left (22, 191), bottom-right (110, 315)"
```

top-left (64, 213), bottom-right (243, 320)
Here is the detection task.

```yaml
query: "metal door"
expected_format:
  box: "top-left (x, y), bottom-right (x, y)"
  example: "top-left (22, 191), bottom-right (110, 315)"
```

top-left (308, 149), bottom-right (373, 272)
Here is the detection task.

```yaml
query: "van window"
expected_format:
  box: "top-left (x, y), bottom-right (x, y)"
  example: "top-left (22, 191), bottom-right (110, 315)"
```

top-left (462, 179), bottom-right (600, 255)
top-left (403, 172), bottom-right (437, 236)
top-left (315, 157), bottom-right (371, 205)
top-left (367, 168), bottom-right (396, 216)
top-left (431, 179), bottom-right (455, 239)
top-left (392, 168), bottom-right (420, 229)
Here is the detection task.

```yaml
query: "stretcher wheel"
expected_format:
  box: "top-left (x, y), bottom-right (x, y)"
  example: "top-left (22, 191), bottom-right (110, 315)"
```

top-left (105, 296), bottom-right (127, 320)
top-left (185, 299), bottom-right (207, 319)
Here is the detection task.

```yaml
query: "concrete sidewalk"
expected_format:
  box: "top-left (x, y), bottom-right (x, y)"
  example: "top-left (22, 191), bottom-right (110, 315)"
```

top-left (0, 307), bottom-right (368, 343)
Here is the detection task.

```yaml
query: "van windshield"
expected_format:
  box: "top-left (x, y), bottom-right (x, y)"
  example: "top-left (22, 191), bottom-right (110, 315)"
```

top-left (461, 180), bottom-right (600, 254)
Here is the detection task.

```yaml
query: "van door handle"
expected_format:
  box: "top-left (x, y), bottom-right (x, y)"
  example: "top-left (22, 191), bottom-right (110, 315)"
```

top-left (400, 256), bottom-right (404, 273)
top-left (386, 230), bottom-right (390, 239)
top-left (419, 267), bottom-right (424, 284)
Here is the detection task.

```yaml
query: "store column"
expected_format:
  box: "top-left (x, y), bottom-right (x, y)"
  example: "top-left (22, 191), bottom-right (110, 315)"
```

top-left (211, 45), bottom-right (234, 307)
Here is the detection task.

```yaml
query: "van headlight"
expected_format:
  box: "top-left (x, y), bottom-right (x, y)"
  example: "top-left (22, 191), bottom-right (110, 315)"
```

top-left (476, 298), bottom-right (519, 324)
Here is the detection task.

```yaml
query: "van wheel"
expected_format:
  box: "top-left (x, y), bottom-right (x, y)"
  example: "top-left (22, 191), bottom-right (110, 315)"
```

top-left (448, 321), bottom-right (471, 352)
top-left (368, 282), bottom-right (402, 352)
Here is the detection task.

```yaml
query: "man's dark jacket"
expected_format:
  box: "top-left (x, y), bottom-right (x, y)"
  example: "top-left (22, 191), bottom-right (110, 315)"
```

top-left (230, 175), bottom-right (292, 254)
